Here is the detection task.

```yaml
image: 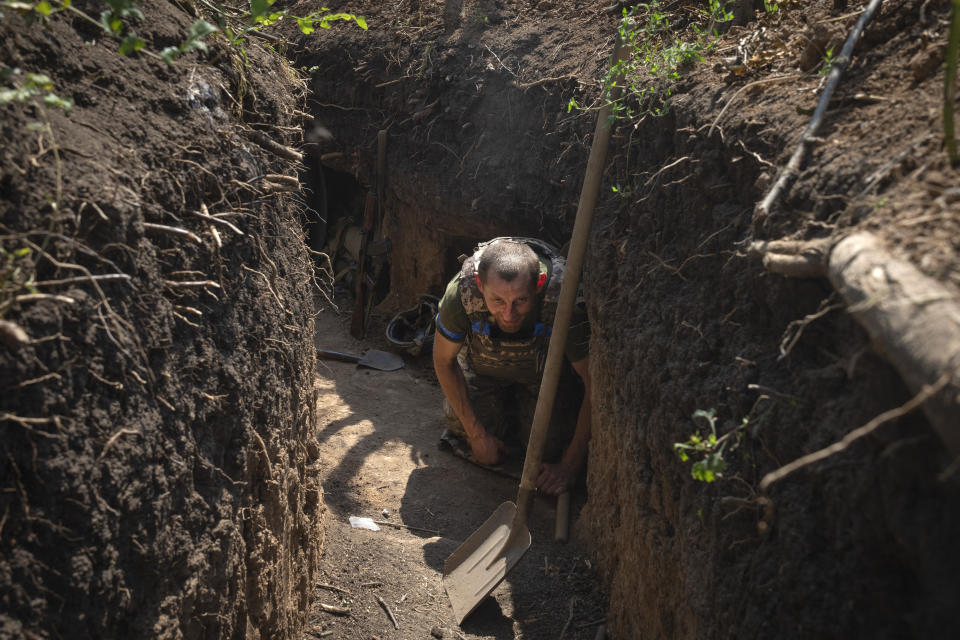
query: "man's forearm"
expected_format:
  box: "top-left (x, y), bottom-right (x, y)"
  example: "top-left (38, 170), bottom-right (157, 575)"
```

top-left (435, 358), bottom-right (484, 440)
top-left (561, 391), bottom-right (592, 471)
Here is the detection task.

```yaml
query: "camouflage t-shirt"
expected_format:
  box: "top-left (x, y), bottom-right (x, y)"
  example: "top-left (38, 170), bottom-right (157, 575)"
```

top-left (435, 261), bottom-right (590, 365)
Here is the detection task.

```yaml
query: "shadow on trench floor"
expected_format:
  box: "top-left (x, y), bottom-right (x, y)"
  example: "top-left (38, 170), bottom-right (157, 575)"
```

top-left (306, 305), bottom-right (607, 639)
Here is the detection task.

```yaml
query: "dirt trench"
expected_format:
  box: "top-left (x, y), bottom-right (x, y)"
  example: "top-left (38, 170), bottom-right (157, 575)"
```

top-left (295, 1), bottom-right (960, 639)
top-left (3, 1), bottom-right (960, 639)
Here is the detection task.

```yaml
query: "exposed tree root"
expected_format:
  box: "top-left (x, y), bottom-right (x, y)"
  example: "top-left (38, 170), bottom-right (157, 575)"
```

top-left (752, 231), bottom-right (960, 459)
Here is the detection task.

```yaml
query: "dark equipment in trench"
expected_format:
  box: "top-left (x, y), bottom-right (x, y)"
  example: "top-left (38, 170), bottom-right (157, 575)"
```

top-left (316, 348), bottom-right (404, 372)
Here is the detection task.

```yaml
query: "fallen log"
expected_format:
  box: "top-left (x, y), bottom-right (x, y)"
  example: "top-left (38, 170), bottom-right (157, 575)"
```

top-left (752, 231), bottom-right (960, 457)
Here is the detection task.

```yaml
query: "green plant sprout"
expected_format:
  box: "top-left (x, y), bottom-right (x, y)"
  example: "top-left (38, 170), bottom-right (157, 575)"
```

top-left (763, 0), bottom-right (779, 12)
top-left (0, 71), bottom-right (73, 112)
top-left (819, 46), bottom-right (834, 76)
top-left (708, 0), bottom-right (734, 23)
top-left (161, 19), bottom-right (218, 64)
top-left (0, 247), bottom-right (37, 313)
top-left (674, 408), bottom-right (747, 483)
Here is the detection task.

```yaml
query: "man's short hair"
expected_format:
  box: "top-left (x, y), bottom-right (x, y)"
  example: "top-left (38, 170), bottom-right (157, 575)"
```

top-left (477, 240), bottom-right (540, 286)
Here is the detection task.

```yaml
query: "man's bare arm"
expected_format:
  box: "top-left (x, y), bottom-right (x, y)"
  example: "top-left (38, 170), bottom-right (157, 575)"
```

top-left (537, 356), bottom-right (593, 495)
top-left (433, 332), bottom-right (505, 464)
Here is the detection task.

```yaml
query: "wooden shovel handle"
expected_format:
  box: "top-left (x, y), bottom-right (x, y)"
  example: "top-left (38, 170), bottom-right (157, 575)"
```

top-left (514, 36), bottom-right (631, 527)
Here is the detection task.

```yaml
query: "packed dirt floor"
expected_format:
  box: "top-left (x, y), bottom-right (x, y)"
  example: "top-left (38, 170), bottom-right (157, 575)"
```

top-left (307, 308), bottom-right (604, 639)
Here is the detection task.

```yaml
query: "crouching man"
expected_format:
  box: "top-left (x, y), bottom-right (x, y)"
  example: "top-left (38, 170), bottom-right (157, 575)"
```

top-left (432, 237), bottom-right (591, 496)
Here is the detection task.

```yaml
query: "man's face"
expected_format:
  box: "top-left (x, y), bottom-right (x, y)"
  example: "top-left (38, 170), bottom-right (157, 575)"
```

top-left (478, 271), bottom-right (537, 334)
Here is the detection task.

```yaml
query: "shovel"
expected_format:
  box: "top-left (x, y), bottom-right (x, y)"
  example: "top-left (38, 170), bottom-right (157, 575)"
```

top-left (316, 348), bottom-right (404, 371)
top-left (442, 36), bottom-right (629, 625)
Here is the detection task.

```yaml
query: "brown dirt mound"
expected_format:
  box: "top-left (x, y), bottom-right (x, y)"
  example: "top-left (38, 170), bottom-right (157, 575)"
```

top-left (1, 2), bottom-right (325, 637)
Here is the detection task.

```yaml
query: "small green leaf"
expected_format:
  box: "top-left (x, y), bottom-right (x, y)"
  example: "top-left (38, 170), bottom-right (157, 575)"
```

top-left (43, 93), bottom-right (73, 112)
top-left (297, 16), bottom-right (314, 34)
top-left (161, 46), bottom-right (179, 65)
top-left (250, 0), bottom-right (273, 19)
top-left (355, 15), bottom-right (367, 29)
top-left (118, 33), bottom-right (145, 56)
top-left (26, 73), bottom-right (52, 89)
top-left (189, 19), bottom-right (218, 39)
top-left (14, 247), bottom-right (31, 258)
top-left (35, 1), bottom-right (52, 16)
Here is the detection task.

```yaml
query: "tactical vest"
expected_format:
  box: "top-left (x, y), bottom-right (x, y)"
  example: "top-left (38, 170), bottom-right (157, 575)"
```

top-left (457, 237), bottom-right (566, 386)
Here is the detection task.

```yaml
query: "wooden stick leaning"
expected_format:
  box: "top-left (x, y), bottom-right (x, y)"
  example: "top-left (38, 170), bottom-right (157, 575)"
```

top-left (756, 0), bottom-right (885, 220)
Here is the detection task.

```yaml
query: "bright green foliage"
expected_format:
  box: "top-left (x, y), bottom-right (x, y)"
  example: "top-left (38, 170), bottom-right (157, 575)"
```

top-left (0, 71), bottom-right (73, 113)
top-left (708, 0), bottom-right (734, 23)
top-left (674, 408), bottom-right (748, 483)
top-left (297, 11), bottom-right (367, 34)
top-left (222, 2), bottom-right (366, 56)
top-left (161, 19), bottom-right (218, 65)
top-left (818, 46), bottom-right (834, 76)
top-left (600, 2), bottom-right (719, 120)
top-left (763, 0), bottom-right (779, 12)
top-left (99, 0), bottom-right (145, 55)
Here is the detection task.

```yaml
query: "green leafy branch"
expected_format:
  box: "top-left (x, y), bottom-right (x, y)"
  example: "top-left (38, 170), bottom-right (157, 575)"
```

top-left (217, 0), bottom-right (366, 51)
top-left (0, 69), bottom-right (72, 210)
top-left (1, 1), bottom-right (218, 64)
top-left (0, 70), bottom-right (73, 113)
top-left (596, 1), bottom-right (720, 121)
top-left (161, 18), bottom-right (218, 64)
top-left (674, 408), bottom-right (747, 483)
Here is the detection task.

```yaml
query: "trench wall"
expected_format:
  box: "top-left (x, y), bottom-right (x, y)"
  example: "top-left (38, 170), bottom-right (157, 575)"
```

top-left (0, 3), bottom-right (325, 638)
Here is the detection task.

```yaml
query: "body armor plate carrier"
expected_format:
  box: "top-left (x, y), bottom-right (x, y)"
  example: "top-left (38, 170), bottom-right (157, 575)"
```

top-left (457, 237), bottom-right (566, 386)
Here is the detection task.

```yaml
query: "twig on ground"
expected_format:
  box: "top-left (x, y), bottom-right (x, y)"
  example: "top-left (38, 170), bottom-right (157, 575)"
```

top-left (375, 594), bottom-right (400, 630)
top-left (372, 520), bottom-right (440, 535)
top-left (316, 583), bottom-right (351, 595)
top-left (483, 43), bottom-right (518, 77)
top-left (99, 429), bottom-right (140, 459)
top-left (559, 596), bottom-right (577, 640)
top-left (317, 603), bottom-right (350, 616)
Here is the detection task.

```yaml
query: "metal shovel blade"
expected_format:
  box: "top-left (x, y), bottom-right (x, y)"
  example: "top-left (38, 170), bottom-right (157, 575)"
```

top-left (316, 348), bottom-right (404, 371)
top-left (442, 501), bottom-right (531, 624)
